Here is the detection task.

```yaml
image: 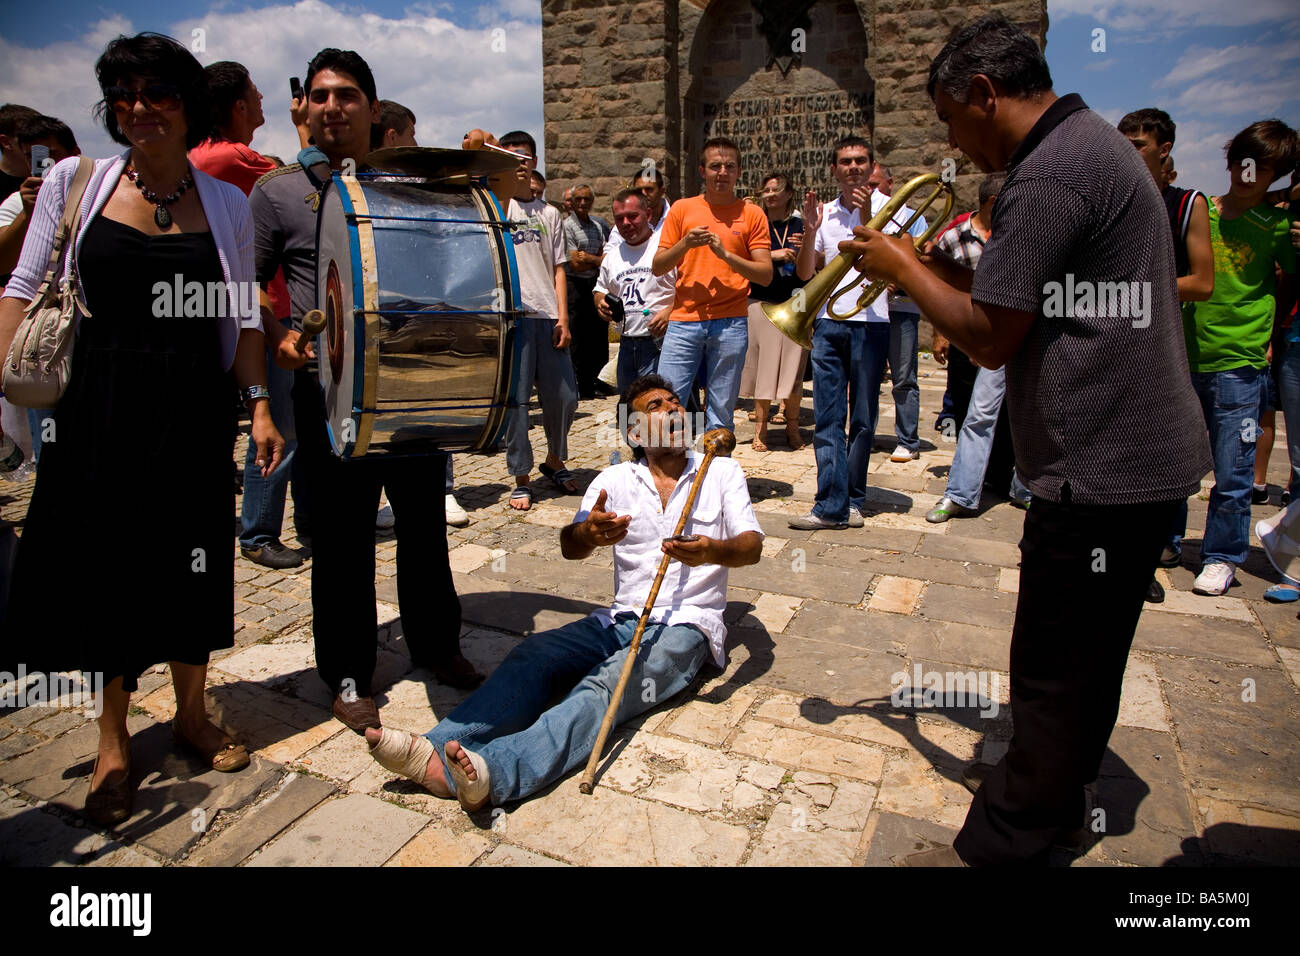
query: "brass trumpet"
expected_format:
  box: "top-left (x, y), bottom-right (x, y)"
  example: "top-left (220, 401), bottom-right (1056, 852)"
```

top-left (763, 173), bottom-right (955, 349)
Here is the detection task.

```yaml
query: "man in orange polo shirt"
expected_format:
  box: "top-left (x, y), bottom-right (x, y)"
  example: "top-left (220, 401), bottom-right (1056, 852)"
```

top-left (653, 137), bottom-right (772, 432)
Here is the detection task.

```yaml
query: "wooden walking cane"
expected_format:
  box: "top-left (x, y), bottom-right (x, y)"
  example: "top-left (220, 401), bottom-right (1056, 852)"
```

top-left (578, 427), bottom-right (737, 794)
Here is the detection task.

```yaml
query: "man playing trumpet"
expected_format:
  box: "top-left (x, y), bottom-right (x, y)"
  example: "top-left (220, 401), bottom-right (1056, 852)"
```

top-left (364, 375), bottom-right (763, 810)
top-left (839, 14), bottom-right (1210, 865)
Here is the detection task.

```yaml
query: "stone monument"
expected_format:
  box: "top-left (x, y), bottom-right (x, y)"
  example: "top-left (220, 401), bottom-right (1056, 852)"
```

top-left (541, 0), bottom-right (1048, 213)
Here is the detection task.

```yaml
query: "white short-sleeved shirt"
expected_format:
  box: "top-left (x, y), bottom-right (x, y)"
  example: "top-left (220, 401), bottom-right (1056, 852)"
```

top-left (593, 232), bottom-right (676, 337)
top-left (813, 192), bottom-right (892, 322)
top-left (510, 196), bottom-right (566, 319)
top-left (0, 191), bottom-right (23, 228)
top-left (574, 453), bottom-right (763, 666)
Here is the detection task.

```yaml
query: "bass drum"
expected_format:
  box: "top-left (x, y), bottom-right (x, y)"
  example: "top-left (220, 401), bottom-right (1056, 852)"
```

top-left (313, 173), bottom-right (521, 458)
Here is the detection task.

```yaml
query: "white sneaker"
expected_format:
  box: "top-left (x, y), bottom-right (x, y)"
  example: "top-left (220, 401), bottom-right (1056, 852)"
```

top-left (445, 493), bottom-right (470, 527)
top-left (376, 494), bottom-right (396, 531)
top-left (890, 444), bottom-right (920, 462)
top-left (1192, 562), bottom-right (1234, 596)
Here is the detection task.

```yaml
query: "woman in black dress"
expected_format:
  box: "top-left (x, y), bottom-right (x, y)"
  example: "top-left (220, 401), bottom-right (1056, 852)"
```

top-left (0, 33), bottom-right (284, 824)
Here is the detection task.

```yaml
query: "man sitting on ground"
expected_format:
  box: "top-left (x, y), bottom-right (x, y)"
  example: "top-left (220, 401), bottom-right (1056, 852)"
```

top-left (364, 374), bottom-right (763, 810)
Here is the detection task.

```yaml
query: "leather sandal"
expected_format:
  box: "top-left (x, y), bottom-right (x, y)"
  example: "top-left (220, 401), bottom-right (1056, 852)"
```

top-left (85, 756), bottom-right (133, 826)
top-left (173, 722), bottom-right (250, 773)
top-left (538, 463), bottom-right (579, 494)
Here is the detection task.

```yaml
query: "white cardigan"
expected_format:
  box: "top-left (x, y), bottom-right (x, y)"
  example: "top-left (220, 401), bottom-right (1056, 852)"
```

top-left (2, 148), bottom-right (262, 370)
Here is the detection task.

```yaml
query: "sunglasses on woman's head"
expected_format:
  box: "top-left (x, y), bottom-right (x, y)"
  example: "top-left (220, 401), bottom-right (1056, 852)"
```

top-left (105, 84), bottom-right (183, 113)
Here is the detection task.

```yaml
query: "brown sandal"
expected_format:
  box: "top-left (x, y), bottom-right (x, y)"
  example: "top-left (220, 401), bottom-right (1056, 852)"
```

top-left (85, 756), bottom-right (133, 825)
top-left (785, 423), bottom-right (803, 450)
top-left (173, 723), bottom-right (250, 773)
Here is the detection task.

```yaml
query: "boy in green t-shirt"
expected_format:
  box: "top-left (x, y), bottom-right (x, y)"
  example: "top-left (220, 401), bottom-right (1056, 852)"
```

top-left (1185, 119), bottom-right (1297, 596)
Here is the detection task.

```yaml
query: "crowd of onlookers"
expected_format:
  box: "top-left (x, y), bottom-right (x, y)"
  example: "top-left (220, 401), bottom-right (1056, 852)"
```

top-left (2, 79), bottom-right (1298, 600)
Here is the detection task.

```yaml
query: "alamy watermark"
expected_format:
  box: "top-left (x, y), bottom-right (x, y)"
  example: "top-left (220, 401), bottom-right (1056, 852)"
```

top-left (152, 274), bottom-right (259, 319)
top-left (890, 664), bottom-right (1000, 718)
top-left (1042, 274), bottom-right (1151, 328)
top-left (0, 665), bottom-right (103, 717)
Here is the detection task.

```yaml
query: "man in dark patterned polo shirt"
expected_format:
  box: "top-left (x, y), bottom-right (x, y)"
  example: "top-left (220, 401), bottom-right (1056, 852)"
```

top-left (840, 14), bottom-right (1211, 865)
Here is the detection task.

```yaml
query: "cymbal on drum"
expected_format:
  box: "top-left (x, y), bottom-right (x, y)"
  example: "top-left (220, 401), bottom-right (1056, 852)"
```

top-left (364, 147), bottom-right (520, 179)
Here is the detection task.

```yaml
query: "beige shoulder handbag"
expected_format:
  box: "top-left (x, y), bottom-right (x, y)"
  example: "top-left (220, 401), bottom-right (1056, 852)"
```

top-left (3, 156), bottom-right (95, 408)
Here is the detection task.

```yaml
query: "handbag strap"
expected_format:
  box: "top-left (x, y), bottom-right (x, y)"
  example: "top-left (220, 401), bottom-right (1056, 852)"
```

top-left (32, 157), bottom-right (95, 302)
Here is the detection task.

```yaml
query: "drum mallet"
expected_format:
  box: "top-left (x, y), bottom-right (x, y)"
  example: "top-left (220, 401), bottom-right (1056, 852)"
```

top-left (578, 426), bottom-right (737, 794)
top-left (296, 308), bottom-right (327, 353)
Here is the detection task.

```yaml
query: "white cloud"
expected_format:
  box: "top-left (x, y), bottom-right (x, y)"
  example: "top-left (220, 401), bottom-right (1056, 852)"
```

top-left (0, 1), bottom-right (546, 167)
top-left (1157, 42), bottom-right (1298, 87)
top-left (1049, 0), bottom-right (1299, 30)
top-left (0, 16), bottom-right (135, 160)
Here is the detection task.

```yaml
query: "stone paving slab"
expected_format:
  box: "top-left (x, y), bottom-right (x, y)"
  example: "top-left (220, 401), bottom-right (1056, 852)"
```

top-left (1157, 654), bottom-right (1300, 816)
top-left (186, 771), bottom-right (336, 867)
top-left (916, 582), bottom-right (1018, 630)
top-left (861, 811), bottom-right (961, 867)
top-left (247, 792), bottom-right (429, 867)
top-left (500, 783), bottom-right (752, 866)
top-left (820, 544), bottom-right (1001, 589)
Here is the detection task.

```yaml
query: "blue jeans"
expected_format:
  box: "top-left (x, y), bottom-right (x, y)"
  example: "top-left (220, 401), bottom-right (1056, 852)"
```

top-left (1190, 366), bottom-right (1263, 566)
top-left (656, 317), bottom-right (747, 431)
top-left (888, 310), bottom-right (920, 451)
top-left (425, 613), bottom-right (708, 805)
top-left (811, 319), bottom-right (890, 522)
top-left (618, 336), bottom-right (661, 392)
top-left (25, 408), bottom-right (52, 464)
top-left (505, 315), bottom-right (578, 477)
top-left (1276, 337), bottom-right (1300, 500)
top-left (946, 365), bottom-right (1030, 509)
top-left (240, 339), bottom-right (304, 548)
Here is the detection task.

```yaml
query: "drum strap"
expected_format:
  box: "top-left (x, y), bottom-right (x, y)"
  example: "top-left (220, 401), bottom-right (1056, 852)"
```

top-left (297, 146), bottom-right (337, 211)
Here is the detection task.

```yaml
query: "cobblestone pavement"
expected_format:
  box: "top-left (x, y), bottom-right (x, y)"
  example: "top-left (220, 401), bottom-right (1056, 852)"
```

top-left (2, 353), bottom-right (1297, 867)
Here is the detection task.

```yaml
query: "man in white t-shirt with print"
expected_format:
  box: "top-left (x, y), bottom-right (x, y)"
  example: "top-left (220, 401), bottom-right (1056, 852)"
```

top-left (595, 189), bottom-right (677, 389)
top-left (604, 166), bottom-right (672, 255)
top-left (790, 135), bottom-right (893, 531)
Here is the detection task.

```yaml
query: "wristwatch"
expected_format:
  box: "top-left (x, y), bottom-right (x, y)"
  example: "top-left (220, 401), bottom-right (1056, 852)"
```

top-left (242, 384), bottom-right (271, 406)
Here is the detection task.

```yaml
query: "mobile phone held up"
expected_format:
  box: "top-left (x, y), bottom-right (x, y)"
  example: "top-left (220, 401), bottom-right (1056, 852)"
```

top-left (30, 145), bottom-right (50, 178)
top-left (290, 76), bottom-right (304, 101)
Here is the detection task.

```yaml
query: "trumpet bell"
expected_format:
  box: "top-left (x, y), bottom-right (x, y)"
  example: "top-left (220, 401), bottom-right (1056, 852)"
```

top-left (762, 172), bottom-right (956, 347)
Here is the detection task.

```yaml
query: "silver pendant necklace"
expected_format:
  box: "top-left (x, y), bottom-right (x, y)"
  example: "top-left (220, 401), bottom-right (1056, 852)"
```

top-left (126, 166), bottom-right (194, 228)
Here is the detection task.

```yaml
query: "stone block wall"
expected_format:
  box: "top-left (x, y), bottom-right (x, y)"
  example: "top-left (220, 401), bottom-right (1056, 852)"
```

top-left (544, 0), bottom-right (1047, 220)
top-left (541, 0), bottom-right (678, 216)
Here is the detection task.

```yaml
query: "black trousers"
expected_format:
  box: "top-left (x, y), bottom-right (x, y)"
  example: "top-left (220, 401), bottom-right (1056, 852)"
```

top-left (292, 371), bottom-right (461, 698)
top-left (953, 489), bottom-right (1180, 865)
top-left (567, 273), bottom-right (607, 396)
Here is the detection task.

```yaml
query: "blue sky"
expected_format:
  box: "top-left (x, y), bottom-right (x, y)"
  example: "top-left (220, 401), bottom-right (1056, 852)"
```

top-left (2, 0), bottom-right (1297, 197)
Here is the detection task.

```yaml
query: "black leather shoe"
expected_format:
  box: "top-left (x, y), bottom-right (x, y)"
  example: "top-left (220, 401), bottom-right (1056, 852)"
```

top-left (332, 694), bottom-right (381, 733)
top-left (1145, 578), bottom-right (1165, 603)
top-left (241, 539), bottom-right (305, 569)
top-left (414, 652), bottom-right (485, 690)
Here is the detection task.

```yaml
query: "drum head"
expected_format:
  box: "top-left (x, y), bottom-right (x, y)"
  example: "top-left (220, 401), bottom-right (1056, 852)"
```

top-left (314, 174), bottom-right (521, 459)
top-left (315, 178), bottom-right (375, 457)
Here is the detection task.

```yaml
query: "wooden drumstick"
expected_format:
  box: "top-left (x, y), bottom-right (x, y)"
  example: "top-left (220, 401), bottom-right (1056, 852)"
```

top-left (296, 309), bottom-right (327, 352)
top-left (578, 427), bottom-right (737, 795)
